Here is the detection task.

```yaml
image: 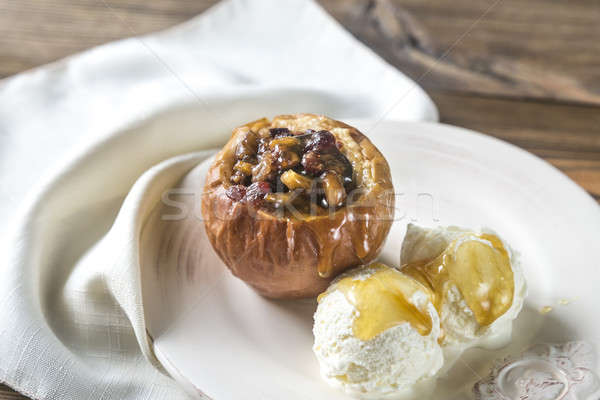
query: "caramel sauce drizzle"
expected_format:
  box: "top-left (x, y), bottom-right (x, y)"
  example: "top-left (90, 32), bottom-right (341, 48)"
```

top-left (319, 264), bottom-right (433, 340)
top-left (309, 206), bottom-right (382, 278)
top-left (317, 234), bottom-right (514, 341)
top-left (402, 233), bottom-right (514, 328)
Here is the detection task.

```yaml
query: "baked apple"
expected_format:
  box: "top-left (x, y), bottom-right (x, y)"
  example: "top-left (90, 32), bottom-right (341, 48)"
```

top-left (201, 114), bottom-right (394, 298)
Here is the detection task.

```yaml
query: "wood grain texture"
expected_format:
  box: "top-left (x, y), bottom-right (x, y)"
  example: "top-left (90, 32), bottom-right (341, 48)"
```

top-left (0, 384), bottom-right (27, 400)
top-left (431, 91), bottom-right (600, 200)
top-left (0, 388), bottom-right (27, 400)
top-left (321, 0), bottom-right (600, 105)
top-left (0, 0), bottom-right (599, 399)
top-left (0, 0), bottom-right (216, 77)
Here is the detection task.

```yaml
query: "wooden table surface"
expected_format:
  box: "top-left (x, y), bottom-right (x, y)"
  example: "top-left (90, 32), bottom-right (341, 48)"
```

top-left (1, 0), bottom-right (599, 398)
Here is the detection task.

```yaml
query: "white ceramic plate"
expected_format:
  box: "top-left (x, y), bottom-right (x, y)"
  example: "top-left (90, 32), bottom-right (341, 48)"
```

top-left (146, 120), bottom-right (600, 400)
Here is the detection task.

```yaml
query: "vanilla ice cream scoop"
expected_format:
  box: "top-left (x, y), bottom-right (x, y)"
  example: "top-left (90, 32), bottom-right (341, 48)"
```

top-left (313, 264), bottom-right (444, 399)
top-left (400, 224), bottom-right (527, 349)
top-left (313, 226), bottom-right (527, 398)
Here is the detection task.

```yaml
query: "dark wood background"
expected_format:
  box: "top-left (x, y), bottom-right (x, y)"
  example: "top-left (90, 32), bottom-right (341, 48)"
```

top-left (1, 0), bottom-right (599, 398)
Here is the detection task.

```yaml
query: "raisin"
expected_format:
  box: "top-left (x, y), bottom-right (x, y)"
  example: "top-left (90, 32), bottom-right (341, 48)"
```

top-left (301, 151), bottom-right (326, 176)
top-left (305, 130), bottom-right (336, 153)
top-left (269, 127), bottom-right (291, 137)
top-left (321, 152), bottom-right (353, 179)
top-left (226, 185), bottom-right (246, 202)
top-left (257, 137), bottom-right (270, 155)
top-left (245, 181), bottom-right (272, 205)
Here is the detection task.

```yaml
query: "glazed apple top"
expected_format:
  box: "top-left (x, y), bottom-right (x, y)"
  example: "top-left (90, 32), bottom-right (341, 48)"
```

top-left (225, 123), bottom-right (356, 212)
top-left (203, 114), bottom-right (395, 282)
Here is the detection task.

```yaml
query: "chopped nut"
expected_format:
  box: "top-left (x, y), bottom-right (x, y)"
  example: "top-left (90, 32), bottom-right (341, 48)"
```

top-left (257, 127), bottom-right (272, 139)
top-left (235, 130), bottom-right (258, 162)
top-left (264, 192), bottom-right (293, 207)
top-left (230, 171), bottom-right (248, 185)
top-left (269, 136), bottom-right (301, 150)
top-left (264, 190), bottom-right (305, 210)
top-left (280, 170), bottom-right (314, 191)
top-left (252, 151), bottom-right (276, 182)
top-left (321, 172), bottom-right (347, 208)
top-left (275, 150), bottom-right (300, 170)
top-left (233, 160), bottom-right (254, 175)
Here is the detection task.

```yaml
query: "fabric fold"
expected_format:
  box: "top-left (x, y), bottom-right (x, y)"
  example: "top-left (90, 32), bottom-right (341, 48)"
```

top-left (0, 0), bottom-right (437, 399)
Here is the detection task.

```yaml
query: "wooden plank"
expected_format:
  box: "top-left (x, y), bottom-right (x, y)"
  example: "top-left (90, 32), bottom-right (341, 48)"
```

top-left (0, 386), bottom-right (26, 400)
top-left (3, 0), bottom-right (600, 106)
top-left (321, 0), bottom-right (600, 105)
top-left (431, 91), bottom-right (600, 200)
top-left (0, 0), bottom-right (218, 78)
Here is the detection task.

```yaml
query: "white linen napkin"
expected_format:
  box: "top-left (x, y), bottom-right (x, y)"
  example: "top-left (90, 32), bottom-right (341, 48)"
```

top-left (0, 0), bottom-right (437, 399)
